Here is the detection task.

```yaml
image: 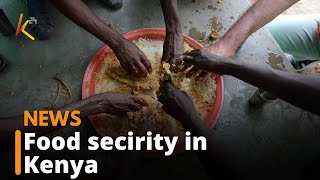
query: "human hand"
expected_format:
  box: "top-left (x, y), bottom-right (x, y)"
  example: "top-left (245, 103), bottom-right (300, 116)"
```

top-left (86, 93), bottom-right (147, 116)
top-left (207, 38), bottom-right (236, 58)
top-left (158, 81), bottom-right (199, 128)
top-left (162, 31), bottom-right (184, 68)
top-left (114, 39), bottom-right (152, 78)
top-left (183, 39), bottom-right (236, 81)
top-left (181, 49), bottom-right (233, 76)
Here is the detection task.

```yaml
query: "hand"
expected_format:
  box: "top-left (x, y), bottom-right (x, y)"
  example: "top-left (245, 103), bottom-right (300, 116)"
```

top-left (183, 39), bottom-right (236, 81)
top-left (87, 93), bottom-right (147, 116)
top-left (207, 39), bottom-right (236, 58)
top-left (162, 31), bottom-right (184, 67)
top-left (182, 49), bottom-right (233, 76)
top-left (114, 39), bottom-right (152, 78)
top-left (158, 81), bottom-right (199, 127)
top-left (137, 107), bottom-right (149, 136)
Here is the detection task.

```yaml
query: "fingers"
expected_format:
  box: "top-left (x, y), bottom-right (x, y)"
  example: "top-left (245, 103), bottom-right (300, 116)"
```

top-left (181, 56), bottom-right (201, 77)
top-left (202, 73), bottom-right (212, 82)
top-left (135, 61), bottom-right (149, 77)
top-left (181, 65), bottom-right (194, 74)
top-left (162, 55), bottom-right (182, 72)
top-left (180, 61), bottom-right (212, 81)
top-left (131, 96), bottom-right (147, 106)
top-left (190, 69), bottom-right (202, 79)
top-left (130, 61), bottom-right (150, 78)
top-left (184, 49), bottom-right (202, 57)
top-left (182, 55), bottom-right (195, 65)
top-left (186, 66), bottom-right (199, 78)
top-left (175, 56), bottom-right (184, 66)
top-left (211, 73), bottom-right (217, 80)
top-left (141, 57), bottom-right (152, 72)
top-left (126, 95), bottom-right (147, 112)
top-left (181, 52), bottom-right (215, 80)
top-left (160, 81), bottom-right (175, 96)
top-left (130, 65), bottom-right (140, 77)
top-left (161, 56), bottom-right (169, 63)
top-left (182, 54), bottom-right (203, 68)
top-left (128, 103), bottom-right (142, 112)
top-left (124, 54), bottom-right (151, 78)
top-left (126, 99), bottom-right (146, 112)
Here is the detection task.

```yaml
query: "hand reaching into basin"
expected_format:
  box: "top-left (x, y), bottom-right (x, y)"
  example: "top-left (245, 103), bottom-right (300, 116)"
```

top-left (181, 40), bottom-right (235, 82)
top-left (51, 0), bottom-right (152, 78)
top-left (81, 92), bottom-right (147, 116)
top-left (158, 81), bottom-right (200, 130)
top-left (0, 92), bottom-right (147, 146)
top-left (182, 49), bottom-right (320, 116)
top-left (158, 81), bottom-right (241, 179)
top-left (160, 0), bottom-right (184, 68)
top-left (114, 39), bottom-right (152, 78)
top-left (182, 49), bottom-right (232, 76)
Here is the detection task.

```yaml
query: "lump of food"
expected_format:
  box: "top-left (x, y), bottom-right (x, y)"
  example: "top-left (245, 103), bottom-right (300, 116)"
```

top-left (93, 38), bottom-right (217, 139)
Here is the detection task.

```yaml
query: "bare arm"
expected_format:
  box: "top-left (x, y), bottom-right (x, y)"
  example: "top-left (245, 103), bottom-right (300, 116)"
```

top-left (208, 0), bottom-right (300, 57)
top-left (183, 50), bottom-right (320, 116)
top-left (231, 63), bottom-right (320, 116)
top-left (51, 0), bottom-right (152, 77)
top-left (189, 0), bottom-right (300, 80)
top-left (160, 0), bottom-right (184, 65)
top-left (0, 93), bottom-right (146, 146)
top-left (159, 82), bottom-right (242, 178)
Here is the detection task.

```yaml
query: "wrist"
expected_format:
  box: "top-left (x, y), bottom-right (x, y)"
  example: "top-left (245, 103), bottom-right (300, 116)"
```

top-left (224, 60), bottom-right (242, 76)
top-left (182, 111), bottom-right (204, 132)
top-left (166, 24), bottom-right (182, 35)
top-left (104, 31), bottom-right (126, 50)
top-left (219, 60), bottom-right (238, 75)
top-left (63, 100), bottom-right (90, 118)
top-left (207, 38), bottom-right (237, 58)
top-left (67, 95), bottom-right (104, 118)
top-left (220, 31), bottom-right (244, 53)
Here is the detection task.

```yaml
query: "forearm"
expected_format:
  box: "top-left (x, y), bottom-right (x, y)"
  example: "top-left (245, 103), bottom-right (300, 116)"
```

top-left (0, 98), bottom-right (96, 145)
top-left (160, 0), bottom-right (182, 34)
top-left (183, 115), bottom-right (240, 178)
top-left (228, 61), bottom-right (320, 115)
top-left (222, 0), bottom-right (299, 51)
top-left (51, 0), bottom-right (124, 49)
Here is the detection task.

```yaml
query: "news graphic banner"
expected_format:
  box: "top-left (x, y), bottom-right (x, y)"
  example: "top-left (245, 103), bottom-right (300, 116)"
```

top-left (14, 110), bottom-right (208, 179)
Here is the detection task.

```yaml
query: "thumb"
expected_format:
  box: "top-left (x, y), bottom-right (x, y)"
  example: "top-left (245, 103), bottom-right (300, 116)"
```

top-left (182, 55), bottom-right (196, 65)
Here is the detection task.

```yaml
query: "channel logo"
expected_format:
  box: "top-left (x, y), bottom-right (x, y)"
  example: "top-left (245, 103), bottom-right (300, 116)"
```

top-left (16, 13), bottom-right (37, 40)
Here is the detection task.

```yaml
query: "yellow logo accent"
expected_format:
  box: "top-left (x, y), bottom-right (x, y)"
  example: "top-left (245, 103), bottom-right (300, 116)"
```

top-left (16, 13), bottom-right (35, 40)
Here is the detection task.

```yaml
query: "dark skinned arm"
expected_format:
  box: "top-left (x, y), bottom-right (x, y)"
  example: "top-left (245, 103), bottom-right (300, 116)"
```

top-left (51, 0), bottom-right (151, 77)
top-left (159, 81), bottom-right (242, 179)
top-left (160, 0), bottom-right (184, 65)
top-left (0, 93), bottom-right (146, 146)
top-left (183, 49), bottom-right (320, 116)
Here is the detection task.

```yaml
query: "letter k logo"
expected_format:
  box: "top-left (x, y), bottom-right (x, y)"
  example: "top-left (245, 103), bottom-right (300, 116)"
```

top-left (16, 13), bottom-right (35, 40)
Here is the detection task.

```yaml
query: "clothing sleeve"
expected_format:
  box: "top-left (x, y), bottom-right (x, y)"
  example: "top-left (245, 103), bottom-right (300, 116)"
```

top-left (266, 14), bottom-right (320, 61)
